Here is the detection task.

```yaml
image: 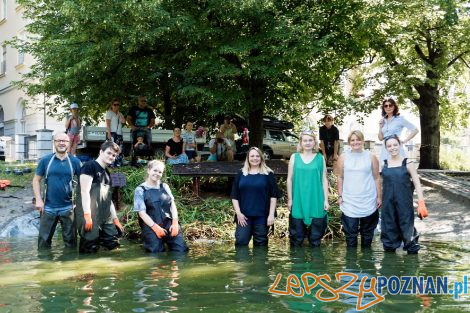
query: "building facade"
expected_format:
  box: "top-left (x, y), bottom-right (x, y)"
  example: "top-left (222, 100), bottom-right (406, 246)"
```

top-left (0, 0), bottom-right (63, 161)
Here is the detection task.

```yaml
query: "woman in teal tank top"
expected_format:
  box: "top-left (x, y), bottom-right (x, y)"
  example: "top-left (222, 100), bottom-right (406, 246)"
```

top-left (287, 130), bottom-right (329, 247)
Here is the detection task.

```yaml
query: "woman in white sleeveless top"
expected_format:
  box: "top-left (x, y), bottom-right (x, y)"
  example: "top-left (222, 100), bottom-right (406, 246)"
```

top-left (337, 130), bottom-right (381, 247)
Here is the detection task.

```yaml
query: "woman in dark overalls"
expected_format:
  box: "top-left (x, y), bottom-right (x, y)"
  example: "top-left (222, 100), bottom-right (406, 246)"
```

top-left (381, 135), bottom-right (428, 254)
top-left (133, 160), bottom-right (188, 253)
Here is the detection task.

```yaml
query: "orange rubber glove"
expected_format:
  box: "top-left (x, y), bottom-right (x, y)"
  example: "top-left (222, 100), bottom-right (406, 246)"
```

top-left (170, 221), bottom-right (179, 237)
top-left (113, 218), bottom-right (124, 233)
top-left (84, 213), bottom-right (93, 232)
top-left (417, 200), bottom-right (428, 220)
top-left (151, 224), bottom-right (167, 239)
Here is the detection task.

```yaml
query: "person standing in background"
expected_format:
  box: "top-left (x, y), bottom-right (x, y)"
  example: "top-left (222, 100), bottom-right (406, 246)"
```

top-left (105, 98), bottom-right (126, 167)
top-left (65, 102), bottom-right (82, 156)
top-left (378, 98), bottom-right (418, 165)
top-left (319, 114), bottom-right (340, 168)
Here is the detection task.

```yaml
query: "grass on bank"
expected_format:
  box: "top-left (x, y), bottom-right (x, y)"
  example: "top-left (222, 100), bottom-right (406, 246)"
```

top-left (440, 148), bottom-right (470, 171)
top-left (0, 163), bottom-right (35, 190)
top-left (0, 160), bottom-right (344, 242)
top-left (116, 164), bottom-right (344, 242)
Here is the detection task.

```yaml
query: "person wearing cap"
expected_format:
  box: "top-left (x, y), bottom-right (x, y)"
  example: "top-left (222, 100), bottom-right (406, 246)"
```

top-left (65, 102), bottom-right (82, 156)
top-left (319, 114), bottom-right (340, 167)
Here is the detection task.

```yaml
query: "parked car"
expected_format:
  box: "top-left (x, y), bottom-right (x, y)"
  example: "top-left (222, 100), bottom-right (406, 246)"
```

top-left (235, 128), bottom-right (298, 160)
top-left (79, 126), bottom-right (206, 158)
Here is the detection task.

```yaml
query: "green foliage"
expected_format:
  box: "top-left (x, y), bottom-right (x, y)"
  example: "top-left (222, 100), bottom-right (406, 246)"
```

top-left (116, 164), bottom-right (343, 243)
top-left (439, 147), bottom-right (470, 171)
top-left (350, 0), bottom-right (470, 168)
top-left (14, 0), bottom-right (371, 136)
top-left (0, 163), bottom-right (36, 189)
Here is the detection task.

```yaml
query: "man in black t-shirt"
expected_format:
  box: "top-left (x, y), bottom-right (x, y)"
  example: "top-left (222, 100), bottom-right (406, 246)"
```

top-left (319, 114), bottom-right (340, 167)
top-left (75, 141), bottom-right (124, 253)
top-left (127, 96), bottom-right (156, 146)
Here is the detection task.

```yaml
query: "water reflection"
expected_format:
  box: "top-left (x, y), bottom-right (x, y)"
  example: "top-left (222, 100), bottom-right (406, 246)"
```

top-left (0, 238), bottom-right (468, 312)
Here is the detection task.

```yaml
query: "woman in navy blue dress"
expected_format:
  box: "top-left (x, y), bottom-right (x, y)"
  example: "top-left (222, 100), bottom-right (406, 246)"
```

top-left (231, 147), bottom-right (280, 246)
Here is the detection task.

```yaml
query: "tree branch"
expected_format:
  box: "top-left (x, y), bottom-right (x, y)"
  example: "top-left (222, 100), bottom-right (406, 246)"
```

top-left (447, 50), bottom-right (470, 68)
top-left (414, 44), bottom-right (432, 65)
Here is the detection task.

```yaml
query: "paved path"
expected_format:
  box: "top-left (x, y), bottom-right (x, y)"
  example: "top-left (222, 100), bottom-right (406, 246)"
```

top-left (418, 170), bottom-right (470, 205)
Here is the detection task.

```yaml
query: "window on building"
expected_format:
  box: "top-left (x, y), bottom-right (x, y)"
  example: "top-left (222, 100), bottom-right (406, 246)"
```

top-left (0, 45), bottom-right (6, 75)
top-left (0, 106), bottom-right (4, 136)
top-left (17, 32), bottom-right (25, 65)
top-left (20, 106), bottom-right (26, 133)
top-left (0, 0), bottom-right (6, 20)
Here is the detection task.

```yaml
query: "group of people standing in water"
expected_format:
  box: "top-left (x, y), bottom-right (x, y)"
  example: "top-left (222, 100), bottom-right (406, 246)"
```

top-left (34, 98), bottom-right (428, 255)
top-left (231, 98), bottom-right (428, 254)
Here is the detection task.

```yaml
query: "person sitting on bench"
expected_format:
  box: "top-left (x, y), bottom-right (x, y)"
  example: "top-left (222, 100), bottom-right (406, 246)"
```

top-left (208, 131), bottom-right (234, 161)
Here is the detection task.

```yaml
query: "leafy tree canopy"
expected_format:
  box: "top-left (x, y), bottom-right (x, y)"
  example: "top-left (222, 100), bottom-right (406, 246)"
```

top-left (14, 0), bottom-right (371, 142)
top-left (349, 0), bottom-right (470, 168)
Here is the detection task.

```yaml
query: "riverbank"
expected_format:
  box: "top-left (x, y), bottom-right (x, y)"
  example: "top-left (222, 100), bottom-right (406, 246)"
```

top-left (0, 180), bottom-right (468, 242)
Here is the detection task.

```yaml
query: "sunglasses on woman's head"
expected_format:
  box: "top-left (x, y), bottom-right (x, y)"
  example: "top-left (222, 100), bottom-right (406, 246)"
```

top-left (383, 134), bottom-right (399, 141)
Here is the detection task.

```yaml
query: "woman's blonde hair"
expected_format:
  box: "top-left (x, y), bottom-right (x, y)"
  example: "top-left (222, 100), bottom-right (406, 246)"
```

top-left (241, 147), bottom-right (273, 176)
top-left (145, 160), bottom-right (165, 180)
top-left (347, 130), bottom-right (364, 143)
top-left (297, 130), bottom-right (318, 153)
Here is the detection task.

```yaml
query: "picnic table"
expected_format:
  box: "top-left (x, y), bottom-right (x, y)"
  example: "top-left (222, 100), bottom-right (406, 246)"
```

top-left (172, 160), bottom-right (288, 177)
top-left (172, 160), bottom-right (288, 195)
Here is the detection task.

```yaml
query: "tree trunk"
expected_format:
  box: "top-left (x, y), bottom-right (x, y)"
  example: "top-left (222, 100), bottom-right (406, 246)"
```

top-left (160, 73), bottom-right (173, 129)
top-left (413, 84), bottom-right (440, 169)
top-left (248, 107), bottom-right (264, 148)
top-left (246, 80), bottom-right (266, 148)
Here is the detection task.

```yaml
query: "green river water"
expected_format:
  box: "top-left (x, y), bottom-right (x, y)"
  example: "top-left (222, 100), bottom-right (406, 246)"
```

top-left (0, 238), bottom-right (468, 313)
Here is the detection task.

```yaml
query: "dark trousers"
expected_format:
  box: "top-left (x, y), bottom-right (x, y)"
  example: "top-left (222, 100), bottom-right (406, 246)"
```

top-left (289, 215), bottom-right (327, 247)
top-left (381, 200), bottom-right (420, 253)
top-left (341, 210), bottom-right (379, 248)
top-left (78, 219), bottom-right (119, 253)
top-left (38, 209), bottom-right (76, 249)
top-left (141, 220), bottom-right (188, 253)
top-left (110, 132), bottom-right (124, 166)
top-left (235, 218), bottom-right (269, 246)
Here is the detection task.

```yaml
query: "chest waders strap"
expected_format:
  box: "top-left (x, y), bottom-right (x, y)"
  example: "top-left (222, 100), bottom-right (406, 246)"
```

top-left (44, 154), bottom-right (76, 205)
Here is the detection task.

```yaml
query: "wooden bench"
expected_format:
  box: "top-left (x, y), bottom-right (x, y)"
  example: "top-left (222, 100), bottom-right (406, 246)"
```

top-left (172, 160), bottom-right (288, 195)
